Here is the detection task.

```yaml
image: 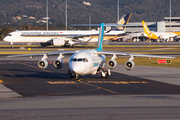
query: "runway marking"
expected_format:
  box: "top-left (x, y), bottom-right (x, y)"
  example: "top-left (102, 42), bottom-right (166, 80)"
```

top-left (47, 81), bottom-right (148, 85)
top-left (15, 61), bottom-right (70, 79)
top-left (80, 81), bottom-right (121, 94)
top-left (15, 61), bottom-right (52, 73)
top-left (0, 79), bottom-right (3, 83)
top-left (48, 81), bottom-right (77, 84)
top-left (87, 81), bottom-right (148, 84)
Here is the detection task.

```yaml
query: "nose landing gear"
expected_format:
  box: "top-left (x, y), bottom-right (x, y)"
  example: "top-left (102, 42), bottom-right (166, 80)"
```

top-left (68, 69), bottom-right (79, 80)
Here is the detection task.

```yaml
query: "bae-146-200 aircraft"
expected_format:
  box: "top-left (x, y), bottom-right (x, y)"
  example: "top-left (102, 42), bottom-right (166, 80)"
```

top-left (3, 13), bottom-right (131, 48)
top-left (7, 23), bottom-right (175, 80)
top-left (142, 21), bottom-right (179, 42)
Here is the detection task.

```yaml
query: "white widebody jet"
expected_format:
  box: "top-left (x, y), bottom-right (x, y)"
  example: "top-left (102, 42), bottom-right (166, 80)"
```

top-left (7, 23), bottom-right (175, 80)
top-left (142, 21), bottom-right (179, 42)
top-left (3, 13), bottom-right (131, 48)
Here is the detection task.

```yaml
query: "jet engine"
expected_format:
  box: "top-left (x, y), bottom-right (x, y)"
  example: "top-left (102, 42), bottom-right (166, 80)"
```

top-left (53, 59), bottom-right (63, 69)
top-left (107, 60), bottom-right (117, 69)
top-left (38, 60), bottom-right (48, 69)
top-left (40, 41), bottom-right (52, 46)
top-left (52, 38), bottom-right (65, 46)
top-left (125, 61), bottom-right (135, 70)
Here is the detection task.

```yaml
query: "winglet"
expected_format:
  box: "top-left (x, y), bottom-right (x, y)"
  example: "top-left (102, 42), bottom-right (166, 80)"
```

top-left (95, 23), bottom-right (104, 51)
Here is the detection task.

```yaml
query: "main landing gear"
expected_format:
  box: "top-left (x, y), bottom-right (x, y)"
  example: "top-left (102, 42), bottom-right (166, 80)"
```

top-left (98, 67), bottom-right (111, 79)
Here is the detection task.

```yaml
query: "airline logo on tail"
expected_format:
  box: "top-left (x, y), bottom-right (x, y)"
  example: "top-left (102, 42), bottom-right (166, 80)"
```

top-left (142, 21), bottom-right (158, 39)
top-left (113, 13), bottom-right (132, 31)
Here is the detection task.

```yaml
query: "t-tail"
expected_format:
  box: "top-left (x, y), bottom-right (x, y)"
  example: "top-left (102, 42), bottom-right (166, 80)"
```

top-left (96, 23), bottom-right (105, 51)
top-left (110, 13), bottom-right (132, 32)
top-left (142, 20), bottom-right (158, 39)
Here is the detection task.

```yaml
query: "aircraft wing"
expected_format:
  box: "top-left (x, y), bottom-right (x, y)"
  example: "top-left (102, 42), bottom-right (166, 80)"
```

top-left (97, 51), bottom-right (175, 59)
top-left (7, 50), bottom-right (79, 57)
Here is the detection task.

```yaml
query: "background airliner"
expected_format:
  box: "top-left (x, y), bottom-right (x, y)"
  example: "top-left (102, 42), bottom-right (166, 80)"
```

top-left (142, 21), bottom-right (179, 42)
top-left (8, 23), bottom-right (175, 80)
top-left (3, 13), bottom-right (131, 48)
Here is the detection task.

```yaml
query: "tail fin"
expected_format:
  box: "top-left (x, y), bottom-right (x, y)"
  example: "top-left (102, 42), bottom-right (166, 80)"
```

top-left (96, 23), bottom-right (104, 51)
top-left (142, 21), bottom-right (158, 39)
top-left (111, 13), bottom-right (132, 31)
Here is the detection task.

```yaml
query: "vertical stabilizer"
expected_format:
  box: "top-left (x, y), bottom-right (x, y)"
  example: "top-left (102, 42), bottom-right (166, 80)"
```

top-left (111, 13), bottom-right (132, 31)
top-left (96, 23), bottom-right (104, 51)
top-left (142, 21), bottom-right (158, 39)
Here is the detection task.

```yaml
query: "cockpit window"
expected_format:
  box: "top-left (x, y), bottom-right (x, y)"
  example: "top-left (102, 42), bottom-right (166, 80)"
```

top-left (77, 58), bottom-right (83, 62)
top-left (7, 34), bottom-right (12, 36)
top-left (72, 58), bottom-right (77, 61)
top-left (83, 58), bottom-right (88, 62)
top-left (72, 58), bottom-right (88, 62)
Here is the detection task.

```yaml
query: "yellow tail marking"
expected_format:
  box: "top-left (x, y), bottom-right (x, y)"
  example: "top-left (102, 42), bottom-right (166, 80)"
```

top-left (142, 21), bottom-right (158, 39)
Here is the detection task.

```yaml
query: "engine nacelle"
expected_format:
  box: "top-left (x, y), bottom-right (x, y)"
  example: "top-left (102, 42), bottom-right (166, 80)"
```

top-left (125, 61), bottom-right (135, 70)
top-left (53, 59), bottom-right (63, 69)
top-left (107, 60), bottom-right (117, 69)
top-left (52, 38), bottom-right (65, 46)
top-left (40, 41), bottom-right (52, 46)
top-left (38, 60), bottom-right (48, 69)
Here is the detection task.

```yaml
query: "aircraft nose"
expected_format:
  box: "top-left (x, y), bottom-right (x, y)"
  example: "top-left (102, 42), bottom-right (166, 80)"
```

top-left (3, 37), bottom-right (7, 42)
top-left (70, 63), bottom-right (83, 75)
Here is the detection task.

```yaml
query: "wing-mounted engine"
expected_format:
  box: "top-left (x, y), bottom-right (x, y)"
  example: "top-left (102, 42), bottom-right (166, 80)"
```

top-left (52, 38), bottom-right (75, 47)
top-left (107, 54), bottom-right (117, 69)
top-left (53, 59), bottom-right (63, 69)
top-left (125, 61), bottom-right (135, 70)
top-left (53, 54), bottom-right (64, 69)
top-left (107, 60), bottom-right (117, 69)
top-left (38, 55), bottom-right (48, 69)
top-left (38, 60), bottom-right (48, 69)
top-left (52, 38), bottom-right (65, 46)
top-left (125, 55), bottom-right (135, 70)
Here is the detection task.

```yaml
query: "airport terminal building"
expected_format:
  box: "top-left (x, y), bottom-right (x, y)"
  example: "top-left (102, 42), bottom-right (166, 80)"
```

top-left (126, 17), bottom-right (180, 33)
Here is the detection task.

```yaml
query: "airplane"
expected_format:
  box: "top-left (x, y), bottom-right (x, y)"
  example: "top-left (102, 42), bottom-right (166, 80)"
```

top-left (3, 13), bottom-right (131, 48)
top-left (142, 21), bottom-right (179, 42)
top-left (7, 23), bottom-right (175, 80)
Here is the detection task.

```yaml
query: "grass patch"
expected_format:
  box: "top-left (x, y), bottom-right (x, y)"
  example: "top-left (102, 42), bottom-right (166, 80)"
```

top-left (106, 57), bottom-right (180, 68)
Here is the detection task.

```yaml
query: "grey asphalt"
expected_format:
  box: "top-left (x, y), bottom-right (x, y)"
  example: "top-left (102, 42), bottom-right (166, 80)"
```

top-left (0, 54), bottom-right (180, 119)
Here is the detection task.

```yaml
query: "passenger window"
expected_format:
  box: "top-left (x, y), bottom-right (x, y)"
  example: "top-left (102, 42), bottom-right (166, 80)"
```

top-left (7, 34), bottom-right (12, 36)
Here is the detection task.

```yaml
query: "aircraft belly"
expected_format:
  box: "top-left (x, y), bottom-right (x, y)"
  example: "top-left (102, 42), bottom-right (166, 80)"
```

top-left (20, 37), bottom-right (52, 42)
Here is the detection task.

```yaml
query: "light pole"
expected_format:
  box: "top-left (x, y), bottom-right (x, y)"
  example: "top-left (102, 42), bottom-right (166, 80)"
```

top-left (65, 0), bottom-right (67, 30)
top-left (46, 0), bottom-right (48, 30)
top-left (170, 0), bottom-right (171, 32)
top-left (117, 0), bottom-right (119, 21)
top-left (88, 14), bottom-right (91, 30)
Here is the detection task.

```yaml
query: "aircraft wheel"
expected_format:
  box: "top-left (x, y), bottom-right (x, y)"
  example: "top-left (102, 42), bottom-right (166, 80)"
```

top-left (100, 73), bottom-right (104, 79)
top-left (70, 73), bottom-right (74, 79)
top-left (75, 74), bottom-right (79, 80)
top-left (105, 73), bottom-right (109, 79)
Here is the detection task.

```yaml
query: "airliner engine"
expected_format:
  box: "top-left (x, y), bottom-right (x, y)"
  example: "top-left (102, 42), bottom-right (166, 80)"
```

top-left (52, 38), bottom-right (65, 46)
top-left (38, 60), bottom-right (48, 69)
top-left (107, 60), bottom-right (117, 69)
top-left (53, 59), bottom-right (63, 69)
top-left (125, 61), bottom-right (135, 70)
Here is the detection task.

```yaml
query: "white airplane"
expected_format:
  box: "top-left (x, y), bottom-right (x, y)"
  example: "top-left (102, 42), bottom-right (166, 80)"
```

top-left (7, 23), bottom-right (175, 80)
top-left (142, 21), bottom-right (179, 42)
top-left (3, 13), bottom-right (131, 48)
